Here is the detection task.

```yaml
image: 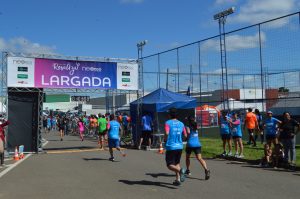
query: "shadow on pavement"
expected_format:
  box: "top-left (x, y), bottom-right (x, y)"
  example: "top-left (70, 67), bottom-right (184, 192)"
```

top-left (293, 173), bottom-right (300, 176)
top-left (242, 165), bottom-right (297, 173)
top-left (45, 146), bottom-right (97, 151)
top-left (83, 158), bottom-right (120, 162)
top-left (145, 173), bottom-right (175, 178)
top-left (118, 180), bottom-right (177, 189)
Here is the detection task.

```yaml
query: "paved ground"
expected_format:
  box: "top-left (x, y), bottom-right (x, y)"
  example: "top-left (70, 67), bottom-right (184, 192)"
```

top-left (0, 132), bottom-right (300, 199)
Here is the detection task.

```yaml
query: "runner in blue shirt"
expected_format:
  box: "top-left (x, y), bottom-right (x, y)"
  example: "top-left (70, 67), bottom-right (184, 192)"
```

top-left (138, 112), bottom-right (153, 150)
top-left (219, 111), bottom-right (232, 156)
top-left (185, 116), bottom-right (210, 180)
top-left (47, 117), bottom-right (51, 133)
top-left (264, 111), bottom-right (281, 148)
top-left (107, 114), bottom-right (126, 161)
top-left (229, 112), bottom-right (244, 158)
top-left (164, 108), bottom-right (187, 186)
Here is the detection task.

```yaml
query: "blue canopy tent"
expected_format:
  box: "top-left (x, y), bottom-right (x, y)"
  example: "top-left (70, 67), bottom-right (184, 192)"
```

top-left (130, 88), bottom-right (197, 146)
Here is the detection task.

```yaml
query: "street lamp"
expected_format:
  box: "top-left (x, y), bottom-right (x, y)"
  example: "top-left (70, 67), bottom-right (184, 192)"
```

top-left (214, 7), bottom-right (235, 111)
top-left (137, 40), bottom-right (148, 97)
top-left (135, 40), bottom-right (147, 147)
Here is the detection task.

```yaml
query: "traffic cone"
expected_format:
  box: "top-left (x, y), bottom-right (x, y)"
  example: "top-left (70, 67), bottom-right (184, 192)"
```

top-left (19, 145), bottom-right (24, 159)
top-left (14, 146), bottom-right (20, 161)
top-left (158, 143), bottom-right (164, 154)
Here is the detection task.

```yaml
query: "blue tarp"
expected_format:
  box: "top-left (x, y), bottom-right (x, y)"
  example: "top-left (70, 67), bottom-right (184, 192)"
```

top-left (130, 88), bottom-right (196, 112)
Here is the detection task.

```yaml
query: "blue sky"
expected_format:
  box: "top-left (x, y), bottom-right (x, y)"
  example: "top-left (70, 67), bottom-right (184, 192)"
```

top-left (0, 0), bottom-right (298, 59)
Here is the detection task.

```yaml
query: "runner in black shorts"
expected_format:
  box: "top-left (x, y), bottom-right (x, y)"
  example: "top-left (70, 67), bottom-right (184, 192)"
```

top-left (185, 116), bottom-right (210, 180)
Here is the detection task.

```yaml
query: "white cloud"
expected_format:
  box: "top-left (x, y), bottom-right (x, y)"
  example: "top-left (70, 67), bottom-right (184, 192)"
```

top-left (201, 32), bottom-right (266, 52)
top-left (210, 68), bottom-right (240, 75)
top-left (120, 0), bottom-right (144, 4)
top-left (231, 0), bottom-right (298, 27)
top-left (215, 0), bottom-right (238, 5)
top-left (0, 37), bottom-right (56, 55)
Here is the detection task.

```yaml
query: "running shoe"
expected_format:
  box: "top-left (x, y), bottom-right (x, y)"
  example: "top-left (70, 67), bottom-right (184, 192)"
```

top-left (172, 180), bottom-right (181, 186)
top-left (185, 169), bottom-right (191, 176)
top-left (179, 168), bottom-right (186, 182)
top-left (221, 151), bottom-right (226, 157)
top-left (238, 154), bottom-right (244, 158)
top-left (234, 153), bottom-right (239, 158)
top-left (109, 157), bottom-right (115, 162)
top-left (227, 151), bottom-right (232, 156)
top-left (205, 169), bottom-right (210, 180)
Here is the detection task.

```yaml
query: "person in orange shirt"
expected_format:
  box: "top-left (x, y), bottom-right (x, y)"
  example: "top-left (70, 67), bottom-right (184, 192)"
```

top-left (244, 108), bottom-right (259, 147)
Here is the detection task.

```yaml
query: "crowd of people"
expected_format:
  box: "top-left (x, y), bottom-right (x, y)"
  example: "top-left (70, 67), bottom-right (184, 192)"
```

top-left (220, 108), bottom-right (299, 170)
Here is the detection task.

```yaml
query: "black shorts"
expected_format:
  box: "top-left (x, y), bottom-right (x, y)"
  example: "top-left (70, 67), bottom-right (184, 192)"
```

top-left (266, 134), bottom-right (277, 140)
top-left (142, 130), bottom-right (152, 140)
top-left (247, 129), bottom-right (255, 135)
top-left (98, 130), bottom-right (107, 136)
top-left (165, 150), bottom-right (182, 166)
top-left (186, 147), bottom-right (201, 155)
top-left (221, 134), bottom-right (232, 140)
top-left (233, 136), bottom-right (242, 139)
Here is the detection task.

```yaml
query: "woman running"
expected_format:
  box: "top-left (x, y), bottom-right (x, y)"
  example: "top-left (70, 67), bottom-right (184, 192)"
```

top-left (185, 116), bottom-right (210, 180)
top-left (78, 118), bottom-right (85, 141)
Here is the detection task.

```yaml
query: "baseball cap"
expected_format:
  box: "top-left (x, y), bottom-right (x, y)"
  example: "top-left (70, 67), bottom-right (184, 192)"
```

top-left (267, 111), bottom-right (273, 114)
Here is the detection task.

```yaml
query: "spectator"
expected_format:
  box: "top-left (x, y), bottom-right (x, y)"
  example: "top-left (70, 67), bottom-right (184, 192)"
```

top-left (244, 108), bottom-right (259, 147)
top-left (122, 113), bottom-right (129, 136)
top-left (260, 144), bottom-right (272, 167)
top-left (273, 143), bottom-right (284, 169)
top-left (279, 112), bottom-right (300, 168)
top-left (254, 109), bottom-right (264, 144)
top-left (264, 111), bottom-right (281, 149)
top-left (0, 118), bottom-right (9, 167)
top-left (138, 112), bottom-right (153, 150)
top-left (229, 112), bottom-right (244, 158)
top-left (220, 111), bottom-right (232, 156)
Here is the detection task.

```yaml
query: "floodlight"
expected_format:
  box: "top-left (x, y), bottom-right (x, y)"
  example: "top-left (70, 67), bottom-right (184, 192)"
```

top-left (214, 7), bottom-right (235, 20)
top-left (137, 40), bottom-right (148, 47)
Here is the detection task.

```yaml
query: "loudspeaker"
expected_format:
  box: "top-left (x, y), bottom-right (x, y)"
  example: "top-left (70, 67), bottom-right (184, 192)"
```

top-left (7, 91), bottom-right (40, 152)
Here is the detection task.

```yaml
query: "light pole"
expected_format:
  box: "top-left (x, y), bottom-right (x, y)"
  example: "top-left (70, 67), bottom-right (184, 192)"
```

top-left (135, 40), bottom-right (147, 147)
top-left (137, 40), bottom-right (148, 98)
top-left (214, 7), bottom-right (235, 111)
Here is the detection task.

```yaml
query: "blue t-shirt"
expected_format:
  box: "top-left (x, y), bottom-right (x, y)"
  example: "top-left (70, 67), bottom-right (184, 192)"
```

top-left (220, 118), bottom-right (230, 135)
top-left (265, 117), bottom-right (280, 135)
top-left (165, 119), bottom-right (185, 151)
top-left (108, 120), bottom-right (120, 139)
top-left (47, 118), bottom-right (51, 126)
top-left (142, 115), bottom-right (152, 131)
top-left (187, 129), bottom-right (201, 148)
top-left (231, 119), bottom-right (242, 137)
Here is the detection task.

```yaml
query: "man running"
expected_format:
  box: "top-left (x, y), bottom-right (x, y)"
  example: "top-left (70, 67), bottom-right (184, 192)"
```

top-left (138, 112), bottom-right (153, 150)
top-left (107, 114), bottom-right (126, 161)
top-left (164, 108), bottom-right (187, 186)
top-left (98, 114), bottom-right (108, 149)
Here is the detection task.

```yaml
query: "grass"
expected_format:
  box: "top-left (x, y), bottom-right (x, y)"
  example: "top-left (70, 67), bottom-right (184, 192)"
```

top-left (200, 137), bottom-right (300, 166)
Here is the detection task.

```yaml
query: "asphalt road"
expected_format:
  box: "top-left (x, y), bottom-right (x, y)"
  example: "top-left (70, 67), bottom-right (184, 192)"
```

top-left (0, 132), bottom-right (299, 199)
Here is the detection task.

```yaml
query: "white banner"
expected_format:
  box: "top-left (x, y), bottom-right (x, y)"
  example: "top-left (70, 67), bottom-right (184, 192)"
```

top-left (7, 57), bottom-right (35, 87)
top-left (117, 63), bottom-right (139, 90)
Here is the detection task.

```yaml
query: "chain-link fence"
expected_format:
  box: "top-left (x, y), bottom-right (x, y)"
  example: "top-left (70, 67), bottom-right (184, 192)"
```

top-left (141, 12), bottom-right (300, 123)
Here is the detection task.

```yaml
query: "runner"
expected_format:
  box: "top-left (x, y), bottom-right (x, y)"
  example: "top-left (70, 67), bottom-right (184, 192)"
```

top-left (138, 112), bottom-right (153, 150)
top-left (57, 116), bottom-right (66, 141)
top-left (98, 114), bottom-right (108, 149)
top-left (47, 116), bottom-right (52, 133)
top-left (185, 116), bottom-right (210, 180)
top-left (229, 112), bottom-right (244, 158)
top-left (244, 108), bottom-right (259, 147)
top-left (78, 118), bottom-right (85, 141)
top-left (0, 118), bottom-right (9, 167)
top-left (164, 108), bottom-right (187, 186)
top-left (220, 111), bottom-right (232, 156)
top-left (264, 111), bottom-right (281, 149)
top-left (107, 114), bottom-right (126, 161)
